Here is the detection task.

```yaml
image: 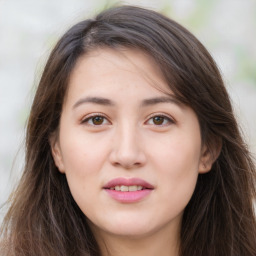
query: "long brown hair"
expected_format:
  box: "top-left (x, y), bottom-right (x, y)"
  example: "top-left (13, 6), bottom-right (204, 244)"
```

top-left (1, 5), bottom-right (255, 256)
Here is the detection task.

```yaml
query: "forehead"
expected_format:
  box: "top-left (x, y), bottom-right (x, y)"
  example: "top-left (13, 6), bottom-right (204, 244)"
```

top-left (66, 47), bottom-right (173, 101)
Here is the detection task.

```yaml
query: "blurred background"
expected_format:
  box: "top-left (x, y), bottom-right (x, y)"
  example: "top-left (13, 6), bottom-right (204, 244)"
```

top-left (1, 0), bottom-right (256, 217)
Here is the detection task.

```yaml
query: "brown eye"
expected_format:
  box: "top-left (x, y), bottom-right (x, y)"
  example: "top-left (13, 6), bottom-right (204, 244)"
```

top-left (146, 115), bottom-right (174, 126)
top-left (153, 116), bottom-right (165, 125)
top-left (81, 115), bottom-right (110, 126)
top-left (92, 116), bottom-right (105, 125)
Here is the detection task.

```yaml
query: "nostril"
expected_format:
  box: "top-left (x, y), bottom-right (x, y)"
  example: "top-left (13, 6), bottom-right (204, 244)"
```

top-left (108, 138), bottom-right (146, 168)
top-left (111, 160), bottom-right (143, 169)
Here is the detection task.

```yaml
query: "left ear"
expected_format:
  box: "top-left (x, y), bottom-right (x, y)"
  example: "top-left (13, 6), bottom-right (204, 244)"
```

top-left (49, 132), bottom-right (66, 173)
top-left (199, 140), bottom-right (222, 174)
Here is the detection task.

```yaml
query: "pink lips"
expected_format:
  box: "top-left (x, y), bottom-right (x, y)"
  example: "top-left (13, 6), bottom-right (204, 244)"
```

top-left (103, 178), bottom-right (154, 203)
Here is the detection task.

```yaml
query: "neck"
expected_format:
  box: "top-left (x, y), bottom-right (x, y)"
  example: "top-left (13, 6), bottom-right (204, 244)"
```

top-left (91, 223), bottom-right (180, 256)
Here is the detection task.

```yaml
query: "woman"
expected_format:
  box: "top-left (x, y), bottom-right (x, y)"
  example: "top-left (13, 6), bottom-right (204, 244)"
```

top-left (1, 5), bottom-right (255, 256)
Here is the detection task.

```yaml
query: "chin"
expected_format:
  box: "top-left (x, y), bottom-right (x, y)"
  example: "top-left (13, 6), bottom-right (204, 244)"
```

top-left (98, 217), bottom-right (167, 239)
top-left (105, 224), bottom-right (155, 238)
top-left (88, 214), bottom-right (156, 238)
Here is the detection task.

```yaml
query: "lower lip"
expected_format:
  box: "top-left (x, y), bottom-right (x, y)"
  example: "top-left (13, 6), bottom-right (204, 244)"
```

top-left (104, 189), bottom-right (152, 203)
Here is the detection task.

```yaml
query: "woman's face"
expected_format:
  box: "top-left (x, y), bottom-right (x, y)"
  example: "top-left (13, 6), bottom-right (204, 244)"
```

top-left (51, 48), bottom-right (211, 239)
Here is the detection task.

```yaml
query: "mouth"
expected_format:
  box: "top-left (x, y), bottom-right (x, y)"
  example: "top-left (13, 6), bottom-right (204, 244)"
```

top-left (103, 177), bottom-right (154, 191)
top-left (109, 185), bottom-right (145, 191)
top-left (103, 178), bottom-right (154, 203)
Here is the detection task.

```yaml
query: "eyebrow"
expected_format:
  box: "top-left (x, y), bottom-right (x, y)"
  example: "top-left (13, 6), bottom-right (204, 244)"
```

top-left (73, 97), bottom-right (115, 109)
top-left (141, 96), bottom-right (182, 107)
top-left (72, 95), bottom-right (182, 109)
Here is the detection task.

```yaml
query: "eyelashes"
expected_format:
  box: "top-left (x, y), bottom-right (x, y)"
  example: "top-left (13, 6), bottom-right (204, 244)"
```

top-left (81, 113), bottom-right (111, 126)
top-left (81, 113), bottom-right (175, 127)
top-left (145, 114), bottom-right (174, 126)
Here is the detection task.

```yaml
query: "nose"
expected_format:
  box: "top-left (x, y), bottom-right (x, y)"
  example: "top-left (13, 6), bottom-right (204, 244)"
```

top-left (109, 124), bottom-right (146, 169)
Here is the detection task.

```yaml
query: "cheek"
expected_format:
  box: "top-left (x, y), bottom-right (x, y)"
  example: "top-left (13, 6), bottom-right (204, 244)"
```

top-left (61, 144), bottom-right (104, 216)
top-left (149, 131), bottom-right (201, 174)
top-left (149, 131), bottom-right (201, 209)
top-left (58, 129), bottom-right (111, 208)
top-left (60, 127), bottom-right (110, 173)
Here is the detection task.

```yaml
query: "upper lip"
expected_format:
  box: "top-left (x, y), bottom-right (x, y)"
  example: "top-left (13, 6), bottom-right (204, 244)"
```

top-left (103, 177), bottom-right (154, 189)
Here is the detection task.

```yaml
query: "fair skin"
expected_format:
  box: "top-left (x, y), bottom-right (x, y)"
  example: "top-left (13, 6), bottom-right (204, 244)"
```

top-left (51, 48), bottom-right (213, 256)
